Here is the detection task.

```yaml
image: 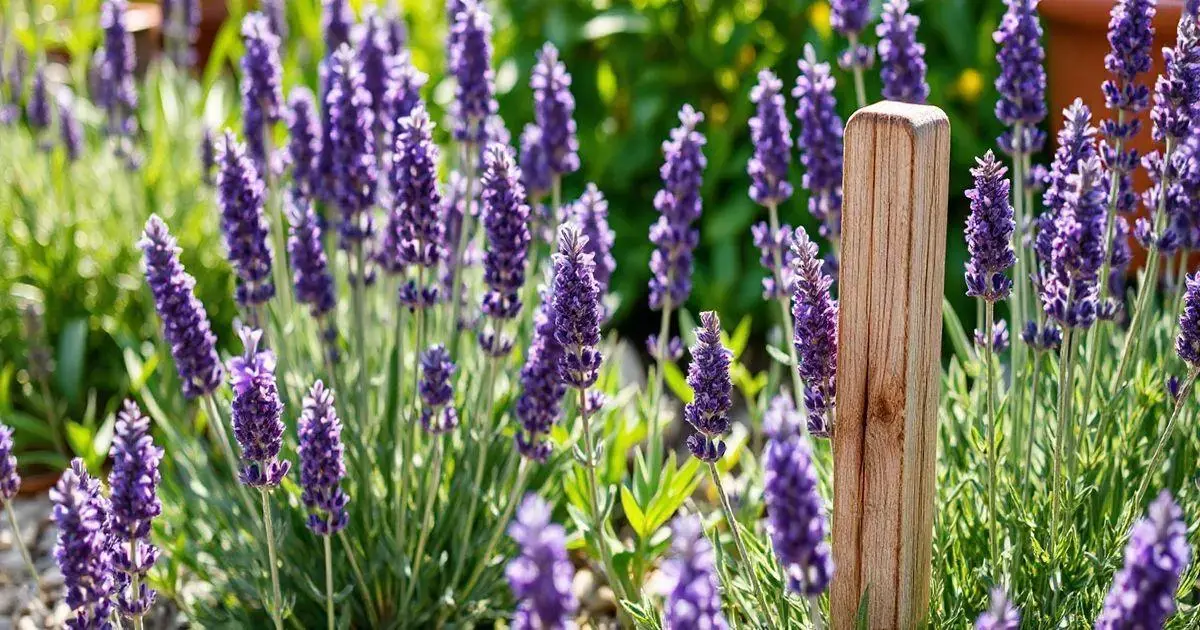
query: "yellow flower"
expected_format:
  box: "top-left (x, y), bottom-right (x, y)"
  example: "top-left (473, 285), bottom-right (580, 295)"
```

top-left (810, 1), bottom-right (832, 41)
top-left (956, 68), bottom-right (985, 103)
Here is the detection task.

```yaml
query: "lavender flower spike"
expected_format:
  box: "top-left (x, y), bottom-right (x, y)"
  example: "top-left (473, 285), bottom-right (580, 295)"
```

top-left (52, 459), bottom-right (116, 629)
top-left (109, 400), bottom-right (163, 618)
top-left (552, 224), bottom-right (603, 390)
top-left (1042, 156), bottom-right (1107, 329)
top-left (479, 143), bottom-right (532, 356)
top-left (1103, 0), bottom-right (1156, 136)
top-left (831, 0), bottom-right (873, 73)
top-left (794, 45), bottom-right (845, 242)
top-left (975, 588), bottom-right (1020, 630)
top-left (358, 9), bottom-right (392, 127)
top-left (1178, 272), bottom-right (1200, 367)
top-left (229, 326), bottom-right (290, 488)
top-left (506, 495), bottom-right (578, 629)
top-left (1096, 490), bottom-right (1190, 628)
top-left (0, 422), bottom-right (19, 502)
top-left (763, 395), bottom-right (834, 596)
top-left (450, 0), bottom-right (497, 143)
top-left (684, 311), bottom-right (733, 463)
top-left (57, 89), bottom-right (83, 162)
top-left (240, 13), bottom-right (285, 169)
top-left (99, 0), bottom-right (138, 138)
top-left (748, 69), bottom-right (793, 207)
top-left (568, 183), bottom-right (616, 296)
top-left (792, 226), bottom-right (839, 436)
top-left (663, 515), bottom-right (728, 630)
top-left (965, 151), bottom-right (1017, 302)
top-left (1039, 100), bottom-right (1099, 269)
top-left (286, 87), bottom-right (321, 198)
top-left (531, 42), bottom-right (579, 178)
top-left (322, 0), bottom-right (353, 54)
top-left (993, 0), bottom-right (1048, 155)
top-left (382, 52), bottom-right (429, 140)
top-left (139, 216), bottom-right (224, 399)
top-left (28, 66), bottom-right (50, 132)
top-left (515, 293), bottom-right (566, 462)
top-left (286, 193), bottom-right (336, 319)
top-left (326, 44), bottom-right (378, 249)
top-left (217, 130), bottom-right (276, 310)
top-left (876, 0), bottom-right (929, 104)
top-left (298, 380), bottom-right (349, 535)
top-left (382, 106), bottom-right (445, 290)
top-left (648, 105), bottom-right (707, 311)
top-left (419, 345), bottom-right (460, 434)
top-left (520, 124), bottom-right (553, 203)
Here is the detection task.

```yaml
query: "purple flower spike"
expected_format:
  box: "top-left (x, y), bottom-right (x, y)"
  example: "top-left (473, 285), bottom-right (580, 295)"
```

top-left (531, 42), bottom-right (579, 177)
top-left (976, 588), bottom-right (1020, 630)
top-left (323, 0), bottom-right (353, 54)
top-left (1103, 0), bottom-right (1157, 131)
top-left (286, 193), bottom-right (337, 319)
top-left (974, 320), bottom-right (1011, 355)
top-left (748, 69), bottom-right (794, 207)
top-left (1021, 320), bottom-right (1063, 352)
top-left (568, 184), bottom-right (616, 296)
top-left (57, 90), bottom-right (83, 162)
top-left (831, 0), bottom-right (873, 72)
top-left (876, 0), bottom-right (929, 104)
top-left (382, 52), bottom-right (429, 140)
top-left (1178, 272), bottom-right (1200, 367)
top-left (286, 87), bottom-right (321, 198)
top-left (684, 311), bottom-right (733, 463)
top-left (419, 345), bottom-right (459, 434)
top-left (385, 1), bottom-right (408, 53)
top-left (520, 124), bottom-right (553, 202)
top-left (358, 9), bottom-right (392, 127)
top-left (52, 459), bottom-right (116, 629)
top-left (163, 0), bottom-right (200, 67)
top-left (1151, 10), bottom-right (1200, 146)
top-left (1041, 156), bottom-right (1107, 329)
top-left (479, 143), bottom-right (532, 354)
top-left (326, 45), bottom-right (378, 250)
top-left (516, 293), bottom-right (566, 462)
top-left (646, 335), bottom-right (684, 362)
top-left (382, 106), bottom-right (444, 288)
top-left (1039, 100), bottom-right (1099, 269)
top-left (298, 380), bottom-right (349, 535)
top-left (99, 0), bottom-right (138, 139)
top-left (450, 0), bottom-right (497, 143)
top-left (506, 495), bottom-right (578, 629)
top-left (229, 326), bottom-right (290, 488)
top-left (109, 400), bottom-right (163, 618)
top-left (791, 227), bottom-right (839, 436)
top-left (240, 13), bottom-right (284, 169)
top-left (216, 131), bottom-right (276, 309)
top-left (965, 151), bottom-right (1017, 303)
top-left (763, 395), bottom-right (834, 596)
top-left (263, 0), bottom-right (287, 41)
top-left (0, 422), bottom-right (19, 502)
top-left (201, 126), bottom-right (216, 184)
top-left (1096, 490), bottom-right (1190, 629)
top-left (794, 46), bottom-right (845, 242)
top-left (753, 221), bottom-right (796, 301)
top-left (663, 515), bottom-right (728, 630)
top-left (552, 224), bottom-right (603, 390)
top-left (139, 216), bottom-right (225, 399)
top-left (28, 66), bottom-right (50, 131)
top-left (649, 105), bottom-right (707, 311)
top-left (994, 0), bottom-right (1048, 154)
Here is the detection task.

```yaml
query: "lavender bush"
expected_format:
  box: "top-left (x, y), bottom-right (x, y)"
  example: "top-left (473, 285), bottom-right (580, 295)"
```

top-left (2, 0), bottom-right (1199, 628)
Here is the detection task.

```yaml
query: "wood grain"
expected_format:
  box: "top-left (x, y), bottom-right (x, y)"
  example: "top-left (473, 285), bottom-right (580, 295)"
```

top-left (830, 101), bottom-right (951, 630)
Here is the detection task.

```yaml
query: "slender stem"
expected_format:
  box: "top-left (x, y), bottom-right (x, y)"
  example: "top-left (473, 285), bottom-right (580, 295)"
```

top-left (4, 502), bottom-right (38, 588)
top-left (1012, 349), bottom-right (1044, 580)
top-left (203, 395), bottom-right (239, 476)
top-left (397, 274), bottom-right (426, 563)
top-left (450, 356), bottom-right (498, 588)
top-left (351, 243), bottom-right (370, 430)
top-left (1096, 116), bottom-right (1127, 306)
top-left (39, 379), bottom-right (66, 455)
top-left (459, 459), bottom-right (529, 601)
top-left (1008, 128), bottom-right (1028, 445)
top-left (767, 201), bottom-right (807, 420)
top-left (846, 33), bottom-right (867, 110)
top-left (984, 301), bottom-right (1000, 585)
top-left (260, 489), bottom-right (284, 630)
top-left (1130, 369), bottom-right (1199, 513)
top-left (338, 530), bottom-right (379, 627)
top-left (708, 462), bottom-right (774, 628)
top-left (129, 538), bottom-right (144, 630)
top-left (403, 433), bottom-right (444, 608)
top-left (649, 299), bottom-right (673, 474)
top-left (323, 535), bottom-right (335, 630)
top-left (448, 142), bottom-right (477, 356)
top-left (808, 596), bottom-right (826, 630)
top-left (579, 386), bottom-right (628, 602)
top-left (1049, 326), bottom-right (1075, 609)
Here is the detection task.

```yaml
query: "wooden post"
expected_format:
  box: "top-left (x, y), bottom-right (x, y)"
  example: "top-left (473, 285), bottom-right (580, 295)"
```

top-left (830, 101), bottom-right (950, 629)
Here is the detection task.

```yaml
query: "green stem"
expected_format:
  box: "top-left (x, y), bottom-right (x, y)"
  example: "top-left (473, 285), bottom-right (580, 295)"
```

top-left (1012, 350), bottom-right (1044, 580)
top-left (323, 535), bottom-right (335, 630)
top-left (397, 271), bottom-right (426, 565)
top-left (260, 489), bottom-right (284, 630)
top-left (984, 301), bottom-right (1000, 585)
top-left (847, 33), bottom-right (867, 110)
top-left (649, 299), bottom-right (673, 474)
top-left (351, 243), bottom-right (370, 431)
top-left (1130, 369), bottom-right (1199, 514)
top-left (130, 538), bottom-right (144, 630)
top-left (4, 502), bottom-right (38, 588)
top-left (580, 386), bottom-right (628, 602)
top-left (767, 201), bottom-right (807, 421)
top-left (808, 595), bottom-right (825, 630)
top-left (338, 530), bottom-right (379, 626)
top-left (1049, 326), bottom-right (1075, 610)
top-left (403, 433), bottom-right (444, 608)
top-left (709, 462), bottom-right (774, 629)
top-left (1008, 129), bottom-right (1028, 447)
top-left (448, 142), bottom-right (477, 356)
top-left (449, 357), bottom-right (499, 589)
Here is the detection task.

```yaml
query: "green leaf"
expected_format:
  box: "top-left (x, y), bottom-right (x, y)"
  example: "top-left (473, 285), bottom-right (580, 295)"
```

top-left (662, 361), bottom-right (692, 404)
top-left (727, 315), bottom-right (753, 358)
top-left (855, 587), bottom-right (872, 630)
top-left (765, 343), bottom-right (793, 366)
top-left (56, 317), bottom-right (88, 403)
top-left (64, 421), bottom-right (95, 463)
top-left (620, 485), bottom-right (648, 539)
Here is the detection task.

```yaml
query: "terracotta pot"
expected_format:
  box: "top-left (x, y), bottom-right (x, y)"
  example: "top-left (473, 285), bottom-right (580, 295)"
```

top-left (1042, 0), bottom-right (1194, 271)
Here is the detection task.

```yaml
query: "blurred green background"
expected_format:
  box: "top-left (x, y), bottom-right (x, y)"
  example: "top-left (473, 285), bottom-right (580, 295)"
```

top-left (1, 0), bottom-right (1003, 466)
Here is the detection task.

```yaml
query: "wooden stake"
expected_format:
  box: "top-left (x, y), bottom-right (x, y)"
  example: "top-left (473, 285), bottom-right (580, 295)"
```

top-left (830, 101), bottom-right (951, 630)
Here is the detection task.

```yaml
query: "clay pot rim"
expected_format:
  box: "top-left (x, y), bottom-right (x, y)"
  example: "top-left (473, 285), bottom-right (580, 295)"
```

top-left (1041, 0), bottom-right (1184, 31)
